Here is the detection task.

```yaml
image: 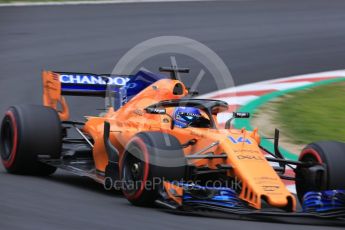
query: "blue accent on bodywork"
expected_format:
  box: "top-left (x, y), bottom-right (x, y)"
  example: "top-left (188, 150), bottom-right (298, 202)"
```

top-left (125, 70), bottom-right (167, 98)
top-left (60, 70), bottom-right (166, 94)
top-left (59, 70), bottom-right (168, 109)
top-left (228, 136), bottom-right (252, 144)
top-left (303, 190), bottom-right (345, 212)
top-left (179, 183), bottom-right (245, 208)
top-left (61, 83), bottom-right (116, 91)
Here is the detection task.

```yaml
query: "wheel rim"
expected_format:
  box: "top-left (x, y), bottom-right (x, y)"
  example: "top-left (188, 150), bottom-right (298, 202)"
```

top-left (122, 146), bottom-right (145, 197)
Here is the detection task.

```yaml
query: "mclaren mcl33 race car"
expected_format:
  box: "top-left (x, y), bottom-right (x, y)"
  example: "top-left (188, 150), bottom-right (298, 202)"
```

top-left (1, 67), bottom-right (345, 225)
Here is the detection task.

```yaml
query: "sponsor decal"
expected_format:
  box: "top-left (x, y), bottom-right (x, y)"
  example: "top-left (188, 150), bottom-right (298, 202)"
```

top-left (145, 107), bottom-right (166, 114)
top-left (59, 74), bottom-right (131, 86)
top-left (261, 185), bottom-right (280, 192)
top-left (254, 176), bottom-right (279, 185)
top-left (255, 176), bottom-right (278, 181)
top-left (236, 155), bottom-right (264, 161)
top-left (234, 149), bottom-right (259, 154)
top-left (228, 136), bottom-right (252, 144)
top-left (133, 109), bottom-right (144, 116)
top-left (233, 112), bottom-right (250, 118)
top-left (176, 111), bottom-right (201, 121)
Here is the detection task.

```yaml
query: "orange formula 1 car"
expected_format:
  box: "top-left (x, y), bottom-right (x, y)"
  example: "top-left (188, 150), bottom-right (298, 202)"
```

top-left (1, 67), bottom-right (345, 224)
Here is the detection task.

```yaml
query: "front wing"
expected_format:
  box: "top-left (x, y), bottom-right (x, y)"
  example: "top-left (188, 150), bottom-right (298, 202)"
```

top-left (156, 182), bottom-right (345, 226)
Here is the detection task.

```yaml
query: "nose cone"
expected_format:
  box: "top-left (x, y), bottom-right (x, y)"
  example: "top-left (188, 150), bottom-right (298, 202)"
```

top-left (222, 137), bottom-right (296, 211)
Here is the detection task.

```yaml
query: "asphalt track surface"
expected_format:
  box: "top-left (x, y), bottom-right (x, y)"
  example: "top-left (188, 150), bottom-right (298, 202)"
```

top-left (1, 0), bottom-right (345, 229)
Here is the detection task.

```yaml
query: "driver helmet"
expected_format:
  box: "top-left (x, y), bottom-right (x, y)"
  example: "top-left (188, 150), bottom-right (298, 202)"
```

top-left (173, 107), bottom-right (203, 128)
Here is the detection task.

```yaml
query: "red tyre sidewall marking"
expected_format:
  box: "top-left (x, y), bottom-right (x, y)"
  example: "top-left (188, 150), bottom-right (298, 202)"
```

top-left (300, 148), bottom-right (323, 163)
top-left (2, 111), bottom-right (18, 168)
top-left (121, 137), bottom-right (150, 201)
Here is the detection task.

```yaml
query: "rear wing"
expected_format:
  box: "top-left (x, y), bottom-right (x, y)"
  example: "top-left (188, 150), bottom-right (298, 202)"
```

top-left (42, 70), bottom-right (166, 121)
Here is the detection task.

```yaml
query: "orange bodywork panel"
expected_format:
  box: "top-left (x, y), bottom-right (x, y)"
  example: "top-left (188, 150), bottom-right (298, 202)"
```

top-left (41, 71), bottom-right (296, 211)
top-left (83, 79), bottom-right (189, 172)
top-left (163, 181), bottom-right (183, 205)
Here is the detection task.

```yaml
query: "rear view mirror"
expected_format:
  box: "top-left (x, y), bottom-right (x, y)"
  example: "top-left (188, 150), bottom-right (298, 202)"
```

top-left (233, 112), bottom-right (250, 118)
top-left (145, 107), bottom-right (166, 114)
top-left (225, 112), bottom-right (250, 129)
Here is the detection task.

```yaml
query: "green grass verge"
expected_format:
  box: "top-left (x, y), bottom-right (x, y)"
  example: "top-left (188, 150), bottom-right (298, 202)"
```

top-left (274, 81), bottom-right (345, 145)
top-left (235, 78), bottom-right (345, 160)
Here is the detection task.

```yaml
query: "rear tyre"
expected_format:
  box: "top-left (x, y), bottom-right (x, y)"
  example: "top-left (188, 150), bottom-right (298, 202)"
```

top-left (295, 141), bottom-right (345, 202)
top-left (120, 132), bottom-right (186, 206)
top-left (0, 105), bottom-right (62, 175)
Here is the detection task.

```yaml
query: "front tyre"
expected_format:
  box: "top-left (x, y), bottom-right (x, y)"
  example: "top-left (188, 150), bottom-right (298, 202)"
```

top-left (120, 132), bottom-right (186, 206)
top-left (0, 105), bottom-right (62, 175)
top-left (295, 141), bottom-right (345, 202)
